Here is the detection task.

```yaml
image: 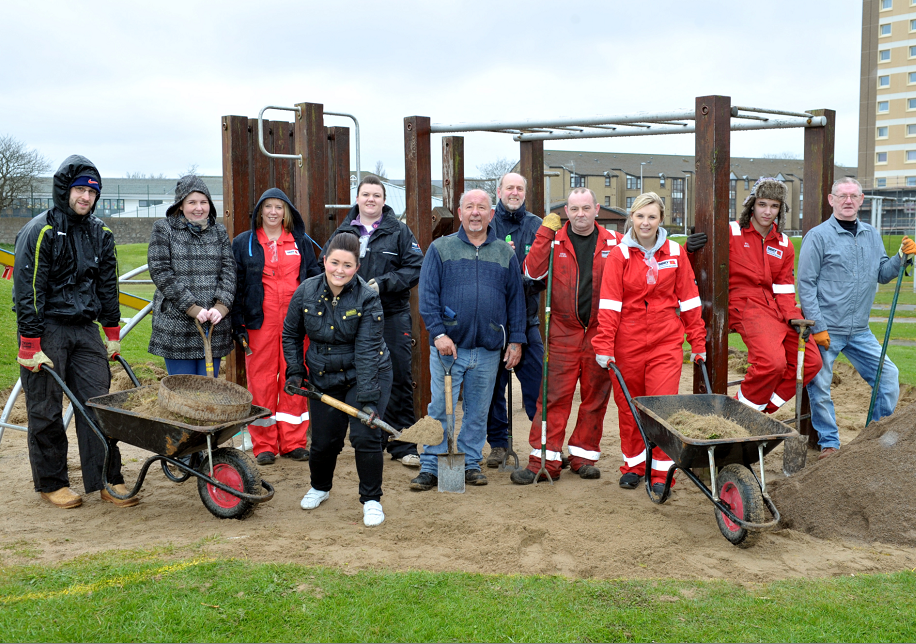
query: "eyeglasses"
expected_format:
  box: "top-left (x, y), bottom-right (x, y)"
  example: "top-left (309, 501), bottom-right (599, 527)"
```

top-left (831, 194), bottom-right (862, 202)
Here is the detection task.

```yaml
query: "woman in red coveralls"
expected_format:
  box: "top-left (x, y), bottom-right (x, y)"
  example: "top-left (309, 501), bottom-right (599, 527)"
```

top-left (592, 192), bottom-right (706, 495)
top-left (691, 177), bottom-right (822, 413)
top-left (232, 189), bottom-right (322, 465)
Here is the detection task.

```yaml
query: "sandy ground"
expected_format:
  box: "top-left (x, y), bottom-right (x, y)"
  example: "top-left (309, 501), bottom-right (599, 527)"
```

top-left (1, 359), bottom-right (915, 583)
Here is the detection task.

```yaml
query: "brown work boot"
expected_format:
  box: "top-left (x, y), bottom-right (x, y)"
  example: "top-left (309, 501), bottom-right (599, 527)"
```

top-left (573, 464), bottom-right (601, 479)
top-left (40, 487), bottom-right (82, 509)
top-left (486, 447), bottom-right (507, 468)
top-left (817, 447), bottom-right (839, 461)
top-left (101, 484), bottom-right (140, 507)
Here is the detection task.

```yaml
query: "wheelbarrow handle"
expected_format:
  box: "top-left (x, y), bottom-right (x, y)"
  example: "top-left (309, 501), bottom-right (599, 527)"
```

top-left (284, 384), bottom-right (402, 439)
top-left (695, 358), bottom-right (712, 394)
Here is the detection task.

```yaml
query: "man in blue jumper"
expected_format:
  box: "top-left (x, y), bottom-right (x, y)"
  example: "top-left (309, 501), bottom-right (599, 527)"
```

top-left (412, 189), bottom-right (527, 490)
top-left (485, 172), bottom-right (545, 468)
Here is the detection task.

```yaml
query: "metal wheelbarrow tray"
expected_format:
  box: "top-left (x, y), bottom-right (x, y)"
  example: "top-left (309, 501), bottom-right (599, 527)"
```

top-left (611, 361), bottom-right (798, 548)
top-left (43, 356), bottom-right (274, 521)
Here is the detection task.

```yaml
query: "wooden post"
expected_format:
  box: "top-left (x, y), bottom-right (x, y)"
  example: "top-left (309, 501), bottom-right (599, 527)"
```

top-left (692, 95), bottom-right (731, 394)
top-left (222, 115), bottom-right (253, 387)
top-left (800, 108), bottom-right (836, 445)
top-left (326, 126), bottom-right (351, 233)
top-left (519, 140), bottom-right (545, 216)
top-left (405, 116), bottom-right (432, 420)
top-left (294, 102), bottom-right (327, 245)
top-left (440, 136), bottom-right (463, 235)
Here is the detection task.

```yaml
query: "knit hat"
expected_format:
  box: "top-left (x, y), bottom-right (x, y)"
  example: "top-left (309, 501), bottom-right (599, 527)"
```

top-left (166, 175), bottom-right (214, 219)
top-left (69, 175), bottom-right (101, 194)
top-left (739, 177), bottom-right (789, 233)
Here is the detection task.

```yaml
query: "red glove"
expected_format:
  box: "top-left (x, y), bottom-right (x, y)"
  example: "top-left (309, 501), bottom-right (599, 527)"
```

top-left (18, 337), bottom-right (54, 372)
top-left (103, 326), bottom-right (121, 360)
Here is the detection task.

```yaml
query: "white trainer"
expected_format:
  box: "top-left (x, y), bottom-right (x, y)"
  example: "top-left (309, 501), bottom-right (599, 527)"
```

top-left (363, 500), bottom-right (385, 527)
top-left (400, 454), bottom-right (421, 468)
top-left (300, 488), bottom-right (329, 510)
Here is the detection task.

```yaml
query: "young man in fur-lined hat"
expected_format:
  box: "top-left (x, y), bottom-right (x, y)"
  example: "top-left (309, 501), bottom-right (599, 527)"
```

top-left (690, 177), bottom-right (822, 415)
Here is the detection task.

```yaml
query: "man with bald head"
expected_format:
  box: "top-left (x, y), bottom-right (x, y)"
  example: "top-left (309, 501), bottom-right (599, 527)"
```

top-left (484, 172), bottom-right (546, 469)
top-left (413, 189), bottom-right (526, 490)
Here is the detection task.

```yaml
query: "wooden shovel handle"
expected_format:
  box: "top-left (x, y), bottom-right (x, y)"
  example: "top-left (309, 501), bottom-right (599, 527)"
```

top-left (195, 320), bottom-right (214, 377)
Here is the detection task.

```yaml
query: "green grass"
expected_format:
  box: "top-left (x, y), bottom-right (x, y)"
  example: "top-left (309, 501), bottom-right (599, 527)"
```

top-left (1, 550), bottom-right (915, 642)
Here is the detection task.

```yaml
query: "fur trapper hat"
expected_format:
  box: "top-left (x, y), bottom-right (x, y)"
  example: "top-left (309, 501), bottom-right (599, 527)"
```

top-left (739, 177), bottom-right (789, 233)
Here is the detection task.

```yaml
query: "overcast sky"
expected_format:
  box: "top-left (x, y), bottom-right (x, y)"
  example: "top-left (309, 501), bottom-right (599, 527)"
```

top-left (4, 0), bottom-right (863, 181)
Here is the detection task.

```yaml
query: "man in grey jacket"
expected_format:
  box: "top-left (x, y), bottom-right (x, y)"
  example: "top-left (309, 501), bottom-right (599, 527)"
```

top-left (797, 177), bottom-right (915, 459)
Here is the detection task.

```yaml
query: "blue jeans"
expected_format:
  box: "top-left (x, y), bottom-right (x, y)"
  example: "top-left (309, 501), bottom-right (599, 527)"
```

top-left (806, 331), bottom-right (899, 450)
top-left (419, 347), bottom-right (501, 475)
top-left (486, 325), bottom-right (543, 449)
top-left (165, 358), bottom-right (222, 377)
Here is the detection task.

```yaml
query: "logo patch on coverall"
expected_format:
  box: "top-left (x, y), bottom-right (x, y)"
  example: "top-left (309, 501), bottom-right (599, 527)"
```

top-left (766, 246), bottom-right (783, 259)
top-left (657, 259), bottom-right (678, 269)
top-left (601, 250), bottom-right (611, 257)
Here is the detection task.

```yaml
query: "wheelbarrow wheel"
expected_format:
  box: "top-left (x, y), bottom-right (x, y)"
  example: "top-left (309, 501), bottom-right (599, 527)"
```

top-left (714, 464), bottom-right (765, 548)
top-left (197, 448), bottom-right (261, 520)
top-left (162, 451), bottom-right (202, 483)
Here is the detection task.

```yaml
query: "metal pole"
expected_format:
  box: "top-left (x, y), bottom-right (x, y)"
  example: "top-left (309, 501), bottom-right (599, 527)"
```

top-left (431, 109), bottom-right (698, 133)
top-left (324, 111), bottom-right (361, 186)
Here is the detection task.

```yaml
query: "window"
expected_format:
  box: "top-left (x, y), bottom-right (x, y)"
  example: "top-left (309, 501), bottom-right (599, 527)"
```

top-left (604, 174), bottom-right (610, 186)
top-left (877, 152), bottom-right (888, 163)
top-left (910, 72), bottom-right (916, 84)
top-left (139, 200), bottom-right (163, 207)
top-left (881, 24), bottom-right (892, 36)
top-left (908, 124), bottom-right (916, 136)
top-left (911, 19), bottom-right (916, 30)
top-left (908, 150), bottom-right (916, 162)
top-left (882, 0), bottom-right (892, 9)
top-left (626, 175), bottom-right (640, 190)
top-left (908, 177), bottom-right (916, 186)
top-left (878, 101), bottom-right (890, 112)
top-left (729, 179), bottom-right (737, 219)
top-left (879, 75), bottom-right (890, 87)
top-left (910, 45), bottom-right (916, 57)
top-left (626, 197), bottom-right (635, 210)
top-left (605, 196), bottom-right (611, 207)
top-left (659, 176), bottom-right (666, 188)
top-left (877, 178), bottom-right (887, 187)
top-left (880, 50), bottom-right (891, 62)
top-left (744, 178), bottom-right (750, 190)
top-left (878, 126), bottom-right (889, 138)
top-left (569, 173), bottom-right (585, 188)
top-left (909, 98), bottom-right (916, 110)
top-left (670, 178), bottom-right (685, 221)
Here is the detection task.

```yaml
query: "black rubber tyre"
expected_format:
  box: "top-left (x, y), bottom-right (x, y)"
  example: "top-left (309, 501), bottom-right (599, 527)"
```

top-left (714, 463), bottom-right (765, 548)
top-left (197, 448), bottom-right (261, 520)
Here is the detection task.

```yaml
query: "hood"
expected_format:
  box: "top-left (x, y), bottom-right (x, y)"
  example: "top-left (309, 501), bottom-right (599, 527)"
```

top-left (52, 155), bottom-right (102, 217)
top-left (251, 188), bottom-right (305, 237)
top-left (494, 199), bottom-right (528, 225)
top-left (165, 174), bottom-right (216, 224)
top-left (622, 226), bottom-right (668, 261)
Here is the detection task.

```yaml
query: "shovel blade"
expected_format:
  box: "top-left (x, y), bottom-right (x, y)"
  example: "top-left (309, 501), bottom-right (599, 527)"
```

top-left (782, 435), bottom-right (808, 476)
top-left (437, 452), bottom-right (466, 493)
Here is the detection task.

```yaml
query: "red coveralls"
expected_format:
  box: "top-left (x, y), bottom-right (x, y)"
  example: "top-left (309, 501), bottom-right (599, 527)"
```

top-left (592, 238), bottom-right (706, 485)
top-left (727, 221), bottom-right (822, 411)
top-left (521, 223), bottom-right (623, 477)
top-left (247, 227), bottom-right (310, 456)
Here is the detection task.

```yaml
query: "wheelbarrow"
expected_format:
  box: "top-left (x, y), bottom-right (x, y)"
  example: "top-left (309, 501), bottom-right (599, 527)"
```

top-left (43, 356), bottom-right (275, 520)
top-left (609, 359), bottom-right (796, 548)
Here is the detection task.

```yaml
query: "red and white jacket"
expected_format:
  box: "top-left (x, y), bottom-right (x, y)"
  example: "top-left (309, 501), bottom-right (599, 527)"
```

top-left (728, 221), bottom-right (801, 326)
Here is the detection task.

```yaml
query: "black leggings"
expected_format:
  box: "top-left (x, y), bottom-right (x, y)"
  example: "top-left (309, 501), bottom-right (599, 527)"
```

top-left (308, 369), bottom-right (392, 503)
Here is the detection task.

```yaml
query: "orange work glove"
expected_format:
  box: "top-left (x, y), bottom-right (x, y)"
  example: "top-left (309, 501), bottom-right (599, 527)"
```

top-left (812, 330), bottom-right (830, 350)
top-left (899, 235), bottom-right (916, 258)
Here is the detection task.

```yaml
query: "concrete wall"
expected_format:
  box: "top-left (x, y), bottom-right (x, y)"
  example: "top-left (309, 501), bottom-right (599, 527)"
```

top-left (0, 217), bottom-right (226, 246)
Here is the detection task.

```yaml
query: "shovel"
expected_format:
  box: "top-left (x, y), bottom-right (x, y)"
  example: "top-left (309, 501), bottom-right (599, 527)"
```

top-left (194, 320), bottom-right (215, 377)
top-left (865, 258), bottom-right (908, 426)
top-left (783, 318), bottom-right (815, 476)
top-left (498, 368), bottom-right (520, 472)
top-left (437, 354), bottom-right (465, 493)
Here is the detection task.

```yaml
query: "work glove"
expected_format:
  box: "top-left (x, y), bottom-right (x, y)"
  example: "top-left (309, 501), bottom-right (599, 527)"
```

top-left (596, 354), bottom-right (614, 369)
top-left (812, 330), bottom-right (830, 350)
top-left (366, 278), bottom-right (380, 294)
top-left (17, 337), bottom-right (54, 372)
top-left (285, 375), bottom-right (304, 392)
top-left (233, 329), bottom-right (252, 355)
top-left (361, 404), bottom-right (380, 427)
top-left (792, 324), bottom-right (811, 341)
top-left (542, 213), bottom-right (562, 232)
top-left (685, 232), bottom-right (707, 253)
top-left (690, 352), bottom-right (707, 364)
top-left (103, 326), bottom-right (121, 360)
top-left (899, 235), bottom-right (916, 258)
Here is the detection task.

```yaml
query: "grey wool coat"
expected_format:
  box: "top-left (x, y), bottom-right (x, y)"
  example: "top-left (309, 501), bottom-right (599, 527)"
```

top-left (147, 212), bottom-right (236, 360)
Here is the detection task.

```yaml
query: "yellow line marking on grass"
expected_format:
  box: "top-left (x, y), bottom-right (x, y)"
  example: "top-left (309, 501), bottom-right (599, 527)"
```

top-left (0, 557), bottom-right (214, 604)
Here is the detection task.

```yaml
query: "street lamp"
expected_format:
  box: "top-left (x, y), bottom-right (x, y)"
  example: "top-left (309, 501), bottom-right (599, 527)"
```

top-left (640, 161), bottom-right (651, 192)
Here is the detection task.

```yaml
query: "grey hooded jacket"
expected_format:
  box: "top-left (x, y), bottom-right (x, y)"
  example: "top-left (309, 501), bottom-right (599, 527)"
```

top-left (797, 216), bottom-right (904, 336)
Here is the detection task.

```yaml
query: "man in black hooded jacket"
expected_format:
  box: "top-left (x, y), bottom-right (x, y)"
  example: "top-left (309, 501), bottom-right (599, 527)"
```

top-left (13, 155), bottom-right (135, 509)
top-left (322, 175), bottom-right (424, 467)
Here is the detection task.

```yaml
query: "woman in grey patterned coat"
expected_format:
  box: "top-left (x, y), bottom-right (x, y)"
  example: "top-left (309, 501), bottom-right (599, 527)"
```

top-left (148, 175), bottom-right (236, 375)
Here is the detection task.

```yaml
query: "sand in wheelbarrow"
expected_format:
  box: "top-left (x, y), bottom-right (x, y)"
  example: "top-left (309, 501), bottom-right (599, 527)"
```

top-left (119, 383), bottom-right (209, 426)
top-left (771, 401), bottom-right (916, 547)
top-left (666, 409), bottom-right (751, 440)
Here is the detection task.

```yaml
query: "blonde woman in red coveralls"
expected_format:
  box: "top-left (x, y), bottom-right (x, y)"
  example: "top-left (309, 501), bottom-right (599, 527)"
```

top-left (232, 189), bottom-right (322, 466)
top-left (592, 192), bottom-right (706, 495)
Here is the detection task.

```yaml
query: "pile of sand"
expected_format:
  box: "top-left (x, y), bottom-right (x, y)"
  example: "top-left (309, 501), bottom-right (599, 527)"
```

top-left (667, 409), bottom-right (751, 440)
top-left (119, 382), bottom-right (203, 425)
top-left (771, 401), bottom-right (916, 546)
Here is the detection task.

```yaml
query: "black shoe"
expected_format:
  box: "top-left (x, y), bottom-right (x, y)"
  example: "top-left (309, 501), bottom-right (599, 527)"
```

top-left (510, 468), bottom-right (537, 485)
top-left (561, 453), bottom-right (570, 470)
top-left (256, 452), bottom-right (276, 465)
top-left (619, 472), bottom-right (641, 489)
top-left (651, 482), bottom-right (667, 496)
top-left (281, 448), bottom-right (310, 461)
top-left (486, 447), bottom-right (507, 468)
top-left (574, 464), bottom-right (601, 479)
top-left (410, 472), bottom-right (438, 491)
top-left (465, 469), bottom-right (488, 486)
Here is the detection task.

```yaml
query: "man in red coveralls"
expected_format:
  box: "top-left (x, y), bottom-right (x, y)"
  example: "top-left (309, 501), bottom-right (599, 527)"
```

top-left (510, 188), bottom-right (623, 484)
top-left (690, 177), bottom-right (822, 413)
